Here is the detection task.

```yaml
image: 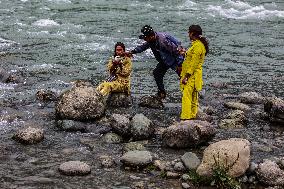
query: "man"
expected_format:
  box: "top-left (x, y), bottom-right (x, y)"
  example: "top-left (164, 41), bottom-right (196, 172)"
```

top-left (128, 25), bottom-right (184, 99)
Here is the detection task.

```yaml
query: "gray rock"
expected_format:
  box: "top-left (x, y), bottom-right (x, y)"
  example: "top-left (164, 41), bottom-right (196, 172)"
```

top-left (36, 89), bottom-right (58, 102)
top-left (264, 97), bottom-right (284, 124)
top-left (106, 92), bottom-right (132, 107)
top-left (181, 182), bottom-right (191, 189)
top-left (181, 152), bottom-right (201, 170)
top-left (239, 92), bottom-right (265, 104)
top-left (55, 84), bottom-right (105, 120)
top-left (12, 127), bottom-right (44, 144)
top-left (162, 120), bottom-right (215, 148)
top-left (110, 114), bottom-right (130, 137)
top-left (174, 162), bottom-right (186, 172)
top-left (224, 101), bottom-right (251, 111)
top-left (59, 161), bottom-right (91, 176)
top-left (121, 150), bottom-right (153, 167)
top-left (99, 155), bottom-right (115, 168)
top-left (130, 114), bottom-right (154, 140)
top-left (56, 120), bottom-right (87, 132)
top-left (123, 142), bottom-right (146, 152)
top-left (103, 133), bottom-right (123, 144)
top-left (256, 159), bottom-right (284, 186)
top-left (138, 95), bottom-right (164, 109)
top-left (197, 138), bottom-right (251, 178)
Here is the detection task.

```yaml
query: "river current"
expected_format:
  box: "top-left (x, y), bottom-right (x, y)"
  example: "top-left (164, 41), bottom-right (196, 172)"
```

top-left (0, 0), bottom-right (284, 188)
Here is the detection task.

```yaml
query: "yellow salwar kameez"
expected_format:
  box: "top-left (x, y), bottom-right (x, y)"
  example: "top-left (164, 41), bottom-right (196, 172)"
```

top-left (96, 56), bottom-right (132, 96)
top-left (180, 40), bottom-right (206, 120)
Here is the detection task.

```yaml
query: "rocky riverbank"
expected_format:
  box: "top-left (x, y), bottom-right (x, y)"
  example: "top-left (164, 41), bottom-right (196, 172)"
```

top-left (1, 74), bottom-right (283, 189)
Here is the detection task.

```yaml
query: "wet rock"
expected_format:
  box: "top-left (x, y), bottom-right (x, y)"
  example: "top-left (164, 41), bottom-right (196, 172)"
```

top-left (153, 160), bottom-right (166, 171)
top-left (56, 120), bottom-right (87, 132)
top-left (197, 138), bottom-right (250, 178)
top-left (239, 92), bottom-right (265, 104)
top-left (200, 105), bottom-right (216, 115)
top-left (121, 150), bottom-right (153, 167)
top-left (196, 111), bottom-right (213, 122)
top-left (55, 84), bottom-right (105, 120)
top-left (181, 182), bottom-right (191, 189)
top-left (256, 159), bottom-right (284, 186)
top-left (174, 161), bottom-right (186, 172)
top-left (36, 89), bottom-right (58, 102)
top-left (166, 171), bottom-right (180, 178)
top-left (248, 162), bottom-right (259, 174)
top-left (209, 82), bottom-right (229, 89)
top-left (264, 97), bottom-right (284, 124)
top-left (109, 114), bottom-right (130, 137)
top-left (130, 114), bottom-right (154, 140)
top-left (99, 155), bottom-right (115, 168)
top-left (181, 174), bottom-right (190, 181)
top-left (181, 152), bottom-right (201, 170)
top-left (138, 95), bottom-right (164, 109)
top-left (58, 161), bottom-right (91, 176)
top-left (162, 120), bottom-right (216, 148)
top-left (224, 101), bottom-right (251, 111)
top-left (123, 141), bottom-right (146, 152)
top-left (103, 133), bottom-right (123, 144)
top-left (0, 67), bottom-right (12, 83)
top-left (219, 119), bottom-right (244, 129)
top-left (131, 181), bottom-right (147, 189)
top-left (12, 127), bottom-right (44, 144)
top-left (106, 92), bottom-right (132, 107)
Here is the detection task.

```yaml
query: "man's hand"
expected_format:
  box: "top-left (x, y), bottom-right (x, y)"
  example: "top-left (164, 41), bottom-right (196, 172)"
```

top-left (124, 51), bottom-right (133, 58)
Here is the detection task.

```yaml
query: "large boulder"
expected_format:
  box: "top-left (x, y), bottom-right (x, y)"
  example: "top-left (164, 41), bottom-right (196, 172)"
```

top-left (55, 84), bottom-right (105, 120)
top-left (264, 97), bottom-right (284, 124)
top-left (196, 138), bottom-right (250, 178)
top-left (162, 120), bottom-right (216, 148)
top-left (256, 159), bottom-right (284, 186)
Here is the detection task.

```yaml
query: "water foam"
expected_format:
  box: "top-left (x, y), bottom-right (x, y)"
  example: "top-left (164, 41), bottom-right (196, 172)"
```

top-left (207, 0), bottom-right (284, 19)
top-left (32, 19), bottom-right (60, 27)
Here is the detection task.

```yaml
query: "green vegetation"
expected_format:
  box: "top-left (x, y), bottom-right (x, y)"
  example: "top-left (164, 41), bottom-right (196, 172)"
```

top-left (186, 153), bottom-right (241, 189)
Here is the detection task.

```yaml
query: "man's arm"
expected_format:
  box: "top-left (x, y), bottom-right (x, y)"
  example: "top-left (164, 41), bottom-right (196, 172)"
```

top-left (130, 42), bottom-right (150, 54)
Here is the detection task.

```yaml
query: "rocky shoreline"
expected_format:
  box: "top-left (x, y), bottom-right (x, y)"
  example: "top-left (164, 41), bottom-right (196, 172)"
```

top-left (1, 71), bottom-right (284, 188)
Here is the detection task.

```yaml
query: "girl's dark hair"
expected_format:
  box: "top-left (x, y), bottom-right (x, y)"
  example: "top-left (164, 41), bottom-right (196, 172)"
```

top-left (188, 25), bottom-right (209, 55)
top-left (114, 42), bottom-right (125, 57)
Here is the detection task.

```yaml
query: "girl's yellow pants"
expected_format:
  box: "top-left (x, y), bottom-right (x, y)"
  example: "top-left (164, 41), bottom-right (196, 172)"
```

top-left (96, 80), bottom-right (129, 96)
top-left (181, 84), bottom-right (199, 120)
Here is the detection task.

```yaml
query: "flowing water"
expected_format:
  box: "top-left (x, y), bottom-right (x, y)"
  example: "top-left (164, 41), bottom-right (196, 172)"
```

top-left (0, 0), bottom-right (284, 188)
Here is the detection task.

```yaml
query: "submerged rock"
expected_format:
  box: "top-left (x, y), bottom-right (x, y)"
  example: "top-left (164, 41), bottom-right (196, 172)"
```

top-left (162, 120), bottom-right (215, 148)
top-left (55, 84), bottom-right (105, 120)
top-left (196, 138), bottom-right (250, 178)
top-left (59, 161), bottom-right (91, 176)
top-left (219, 110), bottom-right (248, 129)
top-left (56, 120), bottom-right (87, 132)
top-left (12, 127), bottom-right (44, 144)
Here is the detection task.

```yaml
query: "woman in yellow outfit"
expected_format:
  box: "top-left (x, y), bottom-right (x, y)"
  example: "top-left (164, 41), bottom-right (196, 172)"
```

top-left (180, 25), bottom-right (209, 120)
top-left (96, 42), bottom-right (132, 96)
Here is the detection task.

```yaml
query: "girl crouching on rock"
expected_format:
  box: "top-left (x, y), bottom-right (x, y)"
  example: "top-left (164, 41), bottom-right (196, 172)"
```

top-left (96, 42), bottom-right (132, 96)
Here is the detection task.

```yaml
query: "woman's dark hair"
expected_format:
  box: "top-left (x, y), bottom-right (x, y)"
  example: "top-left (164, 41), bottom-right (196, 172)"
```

top-left (188, 25), bottom-right (209, 55)
top-left (114, 42), bottom-right (125, 57)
